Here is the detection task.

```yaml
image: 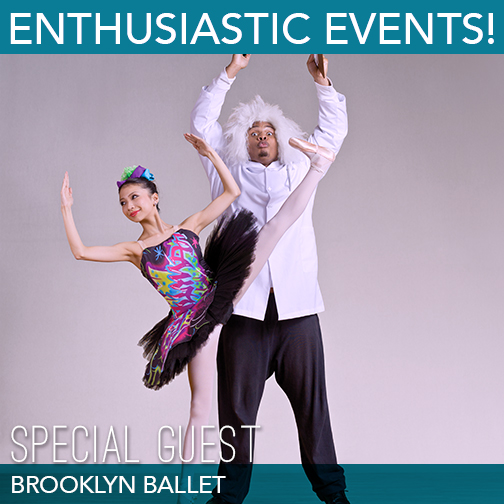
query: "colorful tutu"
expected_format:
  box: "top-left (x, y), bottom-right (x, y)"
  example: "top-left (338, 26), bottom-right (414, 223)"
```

top-left (138, 210), bottom-right (257, 390)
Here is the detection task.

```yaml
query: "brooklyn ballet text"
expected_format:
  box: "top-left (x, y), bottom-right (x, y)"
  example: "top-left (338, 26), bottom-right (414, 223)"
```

top-left (12, 475), bottom-right (225, 494)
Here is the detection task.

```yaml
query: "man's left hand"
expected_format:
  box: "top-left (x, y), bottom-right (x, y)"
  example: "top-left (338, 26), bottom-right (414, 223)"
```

top-left (307, 54), bottom-right (330, 86)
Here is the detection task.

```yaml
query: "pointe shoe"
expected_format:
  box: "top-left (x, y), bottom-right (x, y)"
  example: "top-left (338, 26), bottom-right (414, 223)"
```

top-left (289, 137), bottom-right (336, 175)
top-left (177, 470), bottom-right (199, 504)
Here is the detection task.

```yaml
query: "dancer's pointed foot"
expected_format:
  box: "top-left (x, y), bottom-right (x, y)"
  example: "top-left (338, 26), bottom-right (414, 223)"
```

top-left (177, 468), bottom-right (199, 504)
top-left (289, 138), bottom-right (336, 174)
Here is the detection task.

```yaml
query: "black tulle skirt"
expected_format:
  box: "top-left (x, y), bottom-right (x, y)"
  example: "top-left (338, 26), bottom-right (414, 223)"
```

top-left (138, 210), bottom-right (257, 390)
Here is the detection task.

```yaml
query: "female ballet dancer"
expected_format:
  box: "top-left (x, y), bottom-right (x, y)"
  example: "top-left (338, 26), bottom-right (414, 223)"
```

top-left (61, 133), bottom-right (335, 483)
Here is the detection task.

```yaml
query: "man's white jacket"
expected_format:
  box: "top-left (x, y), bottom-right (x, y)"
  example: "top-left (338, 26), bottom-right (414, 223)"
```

top-left (191, 69), bottom-right (348, 321)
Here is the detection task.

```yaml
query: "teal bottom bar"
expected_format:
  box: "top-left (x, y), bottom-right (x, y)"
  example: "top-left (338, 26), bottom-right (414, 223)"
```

top-left (1, 464), bottom-right (503, 503)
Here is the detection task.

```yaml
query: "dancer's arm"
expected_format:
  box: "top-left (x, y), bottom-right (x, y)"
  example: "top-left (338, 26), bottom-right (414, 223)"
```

top-left (180, 134), bottom-right (240, 235)
top-left (61, 172), bottom-right (139, 263)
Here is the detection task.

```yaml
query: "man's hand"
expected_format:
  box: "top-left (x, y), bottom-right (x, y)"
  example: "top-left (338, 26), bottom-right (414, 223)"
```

top-left (307, 54), bottom-right (330, 86)
top-left (226, 54), bottom-right (251, 79)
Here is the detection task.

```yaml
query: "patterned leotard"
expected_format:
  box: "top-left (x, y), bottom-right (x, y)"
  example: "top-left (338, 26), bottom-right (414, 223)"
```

top-left (138, 211), bottom-right (257, 390)
top-left (140, 229), bottom-right (216, 387)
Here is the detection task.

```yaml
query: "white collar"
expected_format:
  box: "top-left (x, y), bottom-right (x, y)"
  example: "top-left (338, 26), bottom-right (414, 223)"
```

top-left (245, 160), bottom-right (283, 172)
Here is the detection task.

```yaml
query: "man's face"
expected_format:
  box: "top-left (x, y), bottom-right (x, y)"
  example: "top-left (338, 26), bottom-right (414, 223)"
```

top-left (247, 121), bottom-right (278, 166)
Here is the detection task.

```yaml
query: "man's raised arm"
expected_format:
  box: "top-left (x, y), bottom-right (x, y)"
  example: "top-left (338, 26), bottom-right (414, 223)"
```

top-left (306, 54), bottom-right (349, 156)
top-left (190, 55), bottom-right (250, 197)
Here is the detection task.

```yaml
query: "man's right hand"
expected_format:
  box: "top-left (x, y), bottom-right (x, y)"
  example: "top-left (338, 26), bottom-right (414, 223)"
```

top-left (226, 54), bottom-right (251, 79)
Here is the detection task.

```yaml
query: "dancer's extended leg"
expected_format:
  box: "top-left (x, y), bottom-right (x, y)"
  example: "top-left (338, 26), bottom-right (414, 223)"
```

top-left (178, 138), bottom-right (335, 503)
top-left (234, 139), bottom-right (335, 305)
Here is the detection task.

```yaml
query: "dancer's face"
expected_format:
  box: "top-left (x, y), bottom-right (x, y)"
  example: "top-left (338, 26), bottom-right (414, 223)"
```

top-left (247, 121), bottom-right (278, 166)
top-left (119, 183), bottom-right (159, 222)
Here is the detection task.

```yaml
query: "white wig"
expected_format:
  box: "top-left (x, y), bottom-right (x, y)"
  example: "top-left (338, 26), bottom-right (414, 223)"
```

top-left (223, 95), bottom-right (307, 165)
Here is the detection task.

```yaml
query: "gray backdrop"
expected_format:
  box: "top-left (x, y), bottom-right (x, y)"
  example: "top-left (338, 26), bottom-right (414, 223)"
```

top-left (1, 54), bottom-right (503, 464)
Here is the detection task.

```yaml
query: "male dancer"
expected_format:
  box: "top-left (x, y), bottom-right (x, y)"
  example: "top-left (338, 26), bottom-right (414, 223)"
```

top-left (191, 54), bottom-right (350, 504)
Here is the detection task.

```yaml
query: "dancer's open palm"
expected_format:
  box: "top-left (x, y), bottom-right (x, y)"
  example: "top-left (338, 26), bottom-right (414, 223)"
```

top-left (184, 133), bottom-right (215, 158)
top-left (61, 172), bottom-right (74, 208)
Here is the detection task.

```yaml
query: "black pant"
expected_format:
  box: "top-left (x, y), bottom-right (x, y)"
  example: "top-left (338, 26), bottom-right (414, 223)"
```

top-left (214, 294), bottom-right (346, 503)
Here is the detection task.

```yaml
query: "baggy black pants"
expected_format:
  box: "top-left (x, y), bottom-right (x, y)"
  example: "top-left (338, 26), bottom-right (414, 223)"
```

top-left (213, 293), bottom-right (346, 503)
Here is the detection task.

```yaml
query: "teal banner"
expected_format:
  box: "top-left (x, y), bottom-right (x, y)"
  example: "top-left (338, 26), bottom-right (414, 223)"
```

top-left (1, 0), bottom-right (502, 53)
top-left (1, 464), bottom-right (504, 503)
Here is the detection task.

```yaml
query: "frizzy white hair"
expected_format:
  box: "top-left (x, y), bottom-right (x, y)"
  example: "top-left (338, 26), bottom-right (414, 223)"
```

top-left (223, 95), bottom-right (307, 165)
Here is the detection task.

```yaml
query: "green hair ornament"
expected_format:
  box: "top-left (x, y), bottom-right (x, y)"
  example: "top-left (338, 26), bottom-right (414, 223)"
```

top-left (117, 165), bottom-right (155, 188)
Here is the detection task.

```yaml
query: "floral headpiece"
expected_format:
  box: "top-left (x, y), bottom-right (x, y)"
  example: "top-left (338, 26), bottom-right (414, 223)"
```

top-left (117, 165), bottom-right (155, 188)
